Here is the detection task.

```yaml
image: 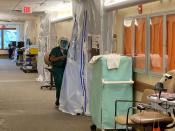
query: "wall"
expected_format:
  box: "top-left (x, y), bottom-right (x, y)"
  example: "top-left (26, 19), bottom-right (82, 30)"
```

top-left (18, 23), bottom-right (25, 41)
top-left (116, 0), bottom-right (175, 56)
top-left (54, 20), bottom-right (73, 44)
top-left (115, 2), bottom-right (175, 130)
top-left (0, 12), bottom-right (37, 22)
top-left (0, 50), bottom-right (8, 54)
top-left (115, 0), bottom-right (175, 84)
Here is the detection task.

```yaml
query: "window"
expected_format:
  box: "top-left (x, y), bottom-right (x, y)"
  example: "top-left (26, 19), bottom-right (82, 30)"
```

top-left (123, 12), bottom-right (175, 75)
top-left (4, 30), bottom-right (17, 49)
top-left (134, 17), bottom-right (146, 70)
top-left (123, 17), bottom-right (146, 72)
top-left (166, 14), bottom-right (175, 71)
top-left (0, 29), bottom-right (17, 49)
top-left (150, 16), bottom-right (163, 73)
top-left (123, 19), bottom-right (133, 56)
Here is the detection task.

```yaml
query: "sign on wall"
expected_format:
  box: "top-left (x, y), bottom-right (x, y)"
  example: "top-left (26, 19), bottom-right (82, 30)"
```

top-left (23, 6), bottom-right (32, 14)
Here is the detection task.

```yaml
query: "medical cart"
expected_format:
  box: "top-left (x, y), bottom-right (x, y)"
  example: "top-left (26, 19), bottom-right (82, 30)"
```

top-left (90, 56), bottom-right (133, 130)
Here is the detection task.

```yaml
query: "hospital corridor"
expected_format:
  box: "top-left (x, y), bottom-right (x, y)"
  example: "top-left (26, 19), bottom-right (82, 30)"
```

top-left (0, 59), bottom-right (91, 131)
top-left (1, 0), bottom-right (175, 131)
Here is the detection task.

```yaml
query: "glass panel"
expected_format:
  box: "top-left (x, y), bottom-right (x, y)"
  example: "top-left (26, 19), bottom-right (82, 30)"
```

top-left (0, 30), bottom-right (2, 49)
top-left (166, 15), bottom-right (175, 71)
top-left (134, 17), bottom-right (146, 70)
top-left (150, 16), bottom-right (163, 73)
top-left (123, 19), bottom-right (133, 56)
top-left (3, 30), bottom-right (17, 49)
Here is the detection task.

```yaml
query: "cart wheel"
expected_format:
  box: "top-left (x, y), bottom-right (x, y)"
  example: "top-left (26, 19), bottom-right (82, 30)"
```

top-left (90, 124), bottom-right (96, 131)
top-left (76, 113), bottom-right (81, 116)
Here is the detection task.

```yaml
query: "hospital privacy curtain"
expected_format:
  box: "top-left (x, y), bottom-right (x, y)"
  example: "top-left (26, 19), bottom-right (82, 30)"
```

top-left (150, 16), bottom-right (163, 73)
top-left (134, 18), bottom-right (146, 69)
top-left (167, 15), bottom-right (175, 71)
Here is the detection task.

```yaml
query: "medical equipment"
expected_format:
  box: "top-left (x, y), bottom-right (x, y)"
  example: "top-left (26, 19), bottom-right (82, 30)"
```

top-left (90, 55), bottom-right (133, 130)
top-left (116, 89), bottom-right (174, 131)
top-left (146, 70), bottom-right (175, 130)
top-left (155, 73), bottom-right (173, 98)
top-left (148, 93), bottom-right (175, 113)
top-left (87, 35), bottom-right (100, 61)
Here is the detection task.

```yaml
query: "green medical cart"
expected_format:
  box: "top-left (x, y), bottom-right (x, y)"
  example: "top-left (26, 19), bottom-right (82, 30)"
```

top-left (90, 56), bottom-right (133, 130)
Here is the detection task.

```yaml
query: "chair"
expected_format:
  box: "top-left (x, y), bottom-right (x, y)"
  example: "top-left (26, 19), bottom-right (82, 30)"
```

top-left (40, 53), bottom-right (55, 90)
top-left (115, 89), bottom-right (162, 130)
top-left (115, 70), bottom-right (175, 131)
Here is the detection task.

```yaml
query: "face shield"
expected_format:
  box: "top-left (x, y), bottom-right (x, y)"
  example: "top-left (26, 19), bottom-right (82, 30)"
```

top-left (59, 39), bottom-right (69, 50)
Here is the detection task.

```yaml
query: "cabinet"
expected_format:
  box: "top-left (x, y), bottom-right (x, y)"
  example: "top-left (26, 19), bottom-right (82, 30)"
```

top-left (90, 56), bottom-right (133, 130)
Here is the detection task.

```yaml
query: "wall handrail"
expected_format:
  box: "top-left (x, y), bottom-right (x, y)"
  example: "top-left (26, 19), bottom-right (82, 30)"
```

top-left (102, 79), bottom-right (134, 84)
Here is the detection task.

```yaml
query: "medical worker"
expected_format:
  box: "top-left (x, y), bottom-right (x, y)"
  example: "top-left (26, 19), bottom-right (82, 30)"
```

top-left (49, 39), bottom-right (69, 107)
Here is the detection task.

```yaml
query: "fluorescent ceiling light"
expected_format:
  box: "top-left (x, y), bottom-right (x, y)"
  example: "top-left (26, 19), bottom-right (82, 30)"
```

top-left (104, 0), bottom-right (128, 6)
